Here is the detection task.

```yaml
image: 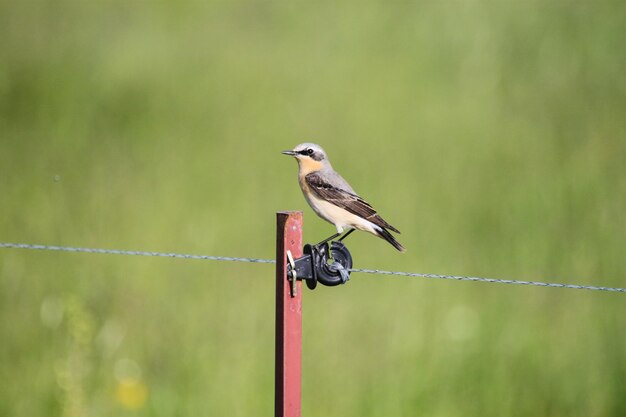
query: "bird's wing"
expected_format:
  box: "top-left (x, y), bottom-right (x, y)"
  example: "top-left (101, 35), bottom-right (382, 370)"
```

top-left (305, 172), bottom-right (400, 233)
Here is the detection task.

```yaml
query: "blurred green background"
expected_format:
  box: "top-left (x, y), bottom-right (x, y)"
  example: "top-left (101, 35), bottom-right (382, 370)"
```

top-left (1, 1), bottom-right (625, 416)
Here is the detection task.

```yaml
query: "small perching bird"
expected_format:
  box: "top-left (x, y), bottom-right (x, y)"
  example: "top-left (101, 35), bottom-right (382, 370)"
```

top-left (282, 143), bottom-right (405, 252)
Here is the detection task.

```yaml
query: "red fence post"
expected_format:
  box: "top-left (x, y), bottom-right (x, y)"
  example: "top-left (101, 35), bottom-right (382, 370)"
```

top-left (275, 211), bottom-right (303, 417)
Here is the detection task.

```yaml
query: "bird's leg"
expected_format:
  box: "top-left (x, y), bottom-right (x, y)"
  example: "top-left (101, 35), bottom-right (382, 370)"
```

top-left (338, 228), bottom-right (355, 242)
top-left (315, 228), bottom-right (355, 250)
top-left (315, 232), bottom-right (342, 247)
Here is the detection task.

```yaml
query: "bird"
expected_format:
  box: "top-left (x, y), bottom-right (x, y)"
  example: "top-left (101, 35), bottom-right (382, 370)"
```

top-left (282, 143), bottom-right (405, 252)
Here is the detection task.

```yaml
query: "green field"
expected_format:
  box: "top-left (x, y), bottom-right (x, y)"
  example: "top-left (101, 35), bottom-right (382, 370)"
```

top-left (1, 1), bottom-right (625, 416)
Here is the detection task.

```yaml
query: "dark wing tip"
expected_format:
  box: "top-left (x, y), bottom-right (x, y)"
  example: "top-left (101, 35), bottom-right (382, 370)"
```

top-left (386, 224), bottom-right (401, 234)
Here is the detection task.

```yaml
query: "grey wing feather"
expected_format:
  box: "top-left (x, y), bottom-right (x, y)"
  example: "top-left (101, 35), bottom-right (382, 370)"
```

top-left (305, 172), bottom-right (401, 233)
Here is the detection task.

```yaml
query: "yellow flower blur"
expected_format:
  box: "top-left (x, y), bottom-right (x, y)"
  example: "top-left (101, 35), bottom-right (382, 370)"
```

top-left (115, 378), bottom-right (148, 410)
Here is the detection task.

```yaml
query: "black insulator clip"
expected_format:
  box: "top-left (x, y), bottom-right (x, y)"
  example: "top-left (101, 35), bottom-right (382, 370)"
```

top-left (287, 241), bottom-right (353, 291)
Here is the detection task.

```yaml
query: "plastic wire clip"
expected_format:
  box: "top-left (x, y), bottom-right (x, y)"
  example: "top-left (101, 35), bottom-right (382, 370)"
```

top-left (286, 250), bottom-right (297, 297)
top-left (286, 241), bottom-right (353, 291)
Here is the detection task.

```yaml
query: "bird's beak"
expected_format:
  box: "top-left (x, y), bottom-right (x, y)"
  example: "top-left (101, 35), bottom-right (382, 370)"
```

top-left (282, 150), bottom-right (297, 156)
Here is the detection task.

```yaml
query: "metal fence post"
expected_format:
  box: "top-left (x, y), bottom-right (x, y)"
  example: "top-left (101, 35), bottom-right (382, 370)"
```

top-left (275, 211), bottom-right (303, 417)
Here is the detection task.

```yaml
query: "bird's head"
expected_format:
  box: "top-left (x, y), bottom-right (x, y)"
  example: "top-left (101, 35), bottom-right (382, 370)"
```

top-left (282, 143), bottom-right (330, 173)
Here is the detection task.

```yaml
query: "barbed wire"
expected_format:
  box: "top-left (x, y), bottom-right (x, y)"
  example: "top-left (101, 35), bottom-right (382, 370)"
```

top-left (1, 242), bottom-right (625, 293)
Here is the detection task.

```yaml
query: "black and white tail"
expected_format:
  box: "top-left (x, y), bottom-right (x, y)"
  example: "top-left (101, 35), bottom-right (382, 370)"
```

top-left (376, 227), bottom-right (406, 252)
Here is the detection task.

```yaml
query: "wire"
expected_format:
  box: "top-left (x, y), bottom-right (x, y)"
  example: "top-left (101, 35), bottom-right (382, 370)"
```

top-left (349, 268), bottom-right (626, 293)
top-left (0, 242), bottom-right (273, 264)
top-left (1, 242), bottom-right (624, 293)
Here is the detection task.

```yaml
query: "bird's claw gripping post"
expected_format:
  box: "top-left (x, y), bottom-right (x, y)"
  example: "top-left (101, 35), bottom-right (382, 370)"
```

top-left (286, 241), bottom-right (353, 292)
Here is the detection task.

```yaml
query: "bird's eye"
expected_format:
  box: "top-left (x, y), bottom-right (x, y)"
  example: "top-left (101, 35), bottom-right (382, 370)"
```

top-left (306, 148), bottom-right (314, 155)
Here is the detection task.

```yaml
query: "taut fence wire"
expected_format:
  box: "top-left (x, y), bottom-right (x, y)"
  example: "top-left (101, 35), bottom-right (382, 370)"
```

top-left (1, 242), bottom-right (625, 293)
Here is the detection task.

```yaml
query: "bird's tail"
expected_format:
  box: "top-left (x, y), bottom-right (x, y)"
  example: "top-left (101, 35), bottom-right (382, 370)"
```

top-left (376, 227), bottom-right (406, 253)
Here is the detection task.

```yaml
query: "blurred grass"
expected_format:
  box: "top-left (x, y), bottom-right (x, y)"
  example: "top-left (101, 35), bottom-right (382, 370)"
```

top-left (1, 1), bottom-right (625, 416)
